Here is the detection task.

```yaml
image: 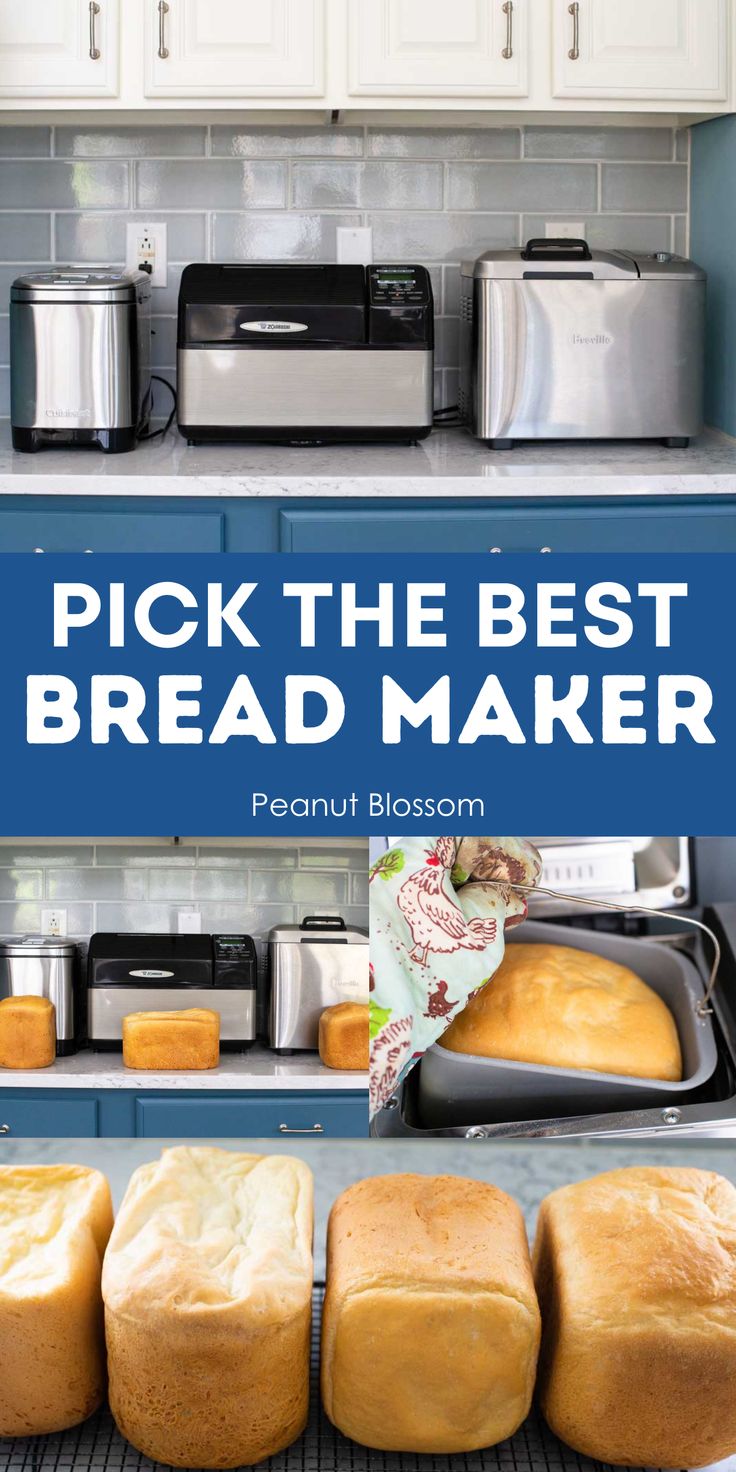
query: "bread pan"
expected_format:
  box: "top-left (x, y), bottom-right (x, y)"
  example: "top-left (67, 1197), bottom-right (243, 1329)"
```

top-left (418, 920), bottom-right (718, 1128)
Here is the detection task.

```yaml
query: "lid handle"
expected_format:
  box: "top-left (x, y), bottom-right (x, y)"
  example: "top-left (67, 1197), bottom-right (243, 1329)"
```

top-left (521, 237), bottom-right (592, 262)
top-left (300, 915), bottom-right (346, 931)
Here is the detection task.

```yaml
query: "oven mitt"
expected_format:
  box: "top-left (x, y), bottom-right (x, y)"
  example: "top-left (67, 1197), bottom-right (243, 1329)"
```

top-left (369, 836), bottom-right (542, 1118)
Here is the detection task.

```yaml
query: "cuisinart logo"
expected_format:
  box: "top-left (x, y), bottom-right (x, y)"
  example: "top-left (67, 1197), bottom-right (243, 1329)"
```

top-left (240, 320), bottom-right (308, 334)
top-left (45, 407), bottom-right (91, 418)
top-left (129, 968), bottom-right (175, 979)
top-left (572, 332), bottom-right (613, 346)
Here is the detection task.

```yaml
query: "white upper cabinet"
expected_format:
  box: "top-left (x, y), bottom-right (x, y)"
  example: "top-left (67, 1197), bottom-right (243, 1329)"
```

top-left (347, 0), bottom-right (528, 98)
top-left (553, 0), bottom-right (729, 101)
top-left (0, 0), bottom-right (120, 96)
top-left (145, 0), bottom-right (325, 97)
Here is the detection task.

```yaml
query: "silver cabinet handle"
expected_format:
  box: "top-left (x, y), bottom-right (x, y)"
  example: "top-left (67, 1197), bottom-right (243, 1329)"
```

top-left (0, 1124), bottom-right (10, 1135)
top-left (502, 1), bottom-right (513, 59)
top-left (89, 1), bottom-right (101, 60)
top-left (568, 1), bottom-right (580, 60)
top-left (158, 0), bottom-right (170, 59)
top-left (278, 1123), bottom-right (324, 1134)
top-left (33, 548), bottom-right (94, 553)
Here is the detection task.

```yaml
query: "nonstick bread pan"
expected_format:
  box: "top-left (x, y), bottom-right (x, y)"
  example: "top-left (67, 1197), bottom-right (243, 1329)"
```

top-left (418, 920), bottom-right (718, 1128)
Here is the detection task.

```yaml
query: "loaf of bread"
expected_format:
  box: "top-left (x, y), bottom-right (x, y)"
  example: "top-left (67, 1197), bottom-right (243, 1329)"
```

top-left (103, 1147), bottom-right (313, 1469)
top-left (321, 1173), bottom-right (540, 1454)
top-left (534, 1166), bottom-right (736, 1467)
top-left (0, 1164), bottom-right (113, 1437)
top-left (122, 1008), bottom-right (219, 1070)
top-left (441, 942), bottom-right (682, 1081)
top-left (318, 1003), bottom-right (369, 1070)
top-left (0, 994), bottom-right (56, 1069)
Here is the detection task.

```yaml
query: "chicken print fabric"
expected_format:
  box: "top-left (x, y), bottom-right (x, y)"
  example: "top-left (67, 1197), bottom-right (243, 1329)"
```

top-left (369, 835), bottom-right (542, 1118)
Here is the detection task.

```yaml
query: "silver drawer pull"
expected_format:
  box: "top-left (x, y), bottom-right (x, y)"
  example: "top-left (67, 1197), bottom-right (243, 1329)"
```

top-left (502, 0), bottom-right (513, 58)
top-left (33, 548), bottom-right (94, 553)
top-left (568, 1), bottom-right (580, 60)
top-left (278, 1123), bottom-right (324, 1134)
top-left (0, 1124), bottom-right (10, 1136)
top-left (89, 1), bottom-right (101, 61)
top-left (158, 0), bottom-right (170, 59)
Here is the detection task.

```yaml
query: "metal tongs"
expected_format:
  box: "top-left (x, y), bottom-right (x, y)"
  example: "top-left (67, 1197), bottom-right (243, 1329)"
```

top-left (480, 880), bottom-right (720, 1019)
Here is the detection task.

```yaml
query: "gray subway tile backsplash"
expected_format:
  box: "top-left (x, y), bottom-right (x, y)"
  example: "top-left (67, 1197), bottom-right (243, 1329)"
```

top-left (0, 842), bottom-right (367, 941)
top-left (0, 121), bottom-right (691, 387)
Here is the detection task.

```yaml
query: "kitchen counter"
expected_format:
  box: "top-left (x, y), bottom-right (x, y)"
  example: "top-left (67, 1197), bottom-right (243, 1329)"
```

top-left (2, 419), bottom-right (736, 499)
top-left (0, 1045), bottom-right (365, 1091)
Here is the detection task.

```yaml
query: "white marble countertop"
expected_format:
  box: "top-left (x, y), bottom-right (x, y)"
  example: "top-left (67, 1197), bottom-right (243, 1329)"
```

top-left (0, 1045), bottom-right (365, 1091)
top-left (2, 419), bottom-right (736, 498)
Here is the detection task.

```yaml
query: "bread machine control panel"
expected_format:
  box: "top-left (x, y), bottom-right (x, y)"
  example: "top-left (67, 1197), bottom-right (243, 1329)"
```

top-left (367, 263), bottom-right (434, 346)
top-left (213, 934), bottom-right (257, 989)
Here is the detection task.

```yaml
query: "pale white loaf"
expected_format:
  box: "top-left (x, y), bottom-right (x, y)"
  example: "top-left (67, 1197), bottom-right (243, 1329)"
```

top-left (102, 1146), bottom-right (314, 1469)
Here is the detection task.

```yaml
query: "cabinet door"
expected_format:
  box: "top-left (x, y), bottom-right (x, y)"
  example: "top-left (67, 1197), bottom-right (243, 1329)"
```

top-left (135, 1093), bottom-right (367, 1138)
top-left (0, 509), bottom-right (224, 552)
top-left (280, 505), bottom-right (736, 554)
top-left (0, 1095), bottom-right (99, 1137)
top-left (348, 0), bottom-right (527, 97)
top-left (553, 0), bottom-right (728, 101)
top-left (146, 0), bottom-right (325, 97)
top-left (0, 0), bottom-right (119, 97)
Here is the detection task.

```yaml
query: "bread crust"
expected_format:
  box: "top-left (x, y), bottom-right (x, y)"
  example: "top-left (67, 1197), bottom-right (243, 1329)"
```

top-left (321, 1173), bottom-right (540, 1454)
top-left (0, 995), bottom-right (56, 1069)
top-left (534, 1166), bottom-right (736, 1467)
top-left (122, 1008), bottom-right (220, 1070)
top-left (318, 1003), bottom-right (369, 1070)
top-left (442, 943), bottom-right (682, 1081)
top-left (0, 1164), bottom-right (113, 1437)
top-left (102, 1147), bottom-right (313, 1469)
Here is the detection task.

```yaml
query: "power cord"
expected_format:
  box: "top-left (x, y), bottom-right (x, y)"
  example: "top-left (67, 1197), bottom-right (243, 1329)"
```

top-left (138, 374), bottom-right (177, 442)
top-left (433, 404), bottom-right (463, 429)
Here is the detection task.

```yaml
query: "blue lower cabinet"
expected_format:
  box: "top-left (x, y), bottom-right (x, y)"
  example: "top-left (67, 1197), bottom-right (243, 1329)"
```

top-left (135, 1092), bottom-right (367, 1138)
top-left (0, 1089), bottom-right (367, 1138)
top-left (0, 1094), bottom-right (100, 1137)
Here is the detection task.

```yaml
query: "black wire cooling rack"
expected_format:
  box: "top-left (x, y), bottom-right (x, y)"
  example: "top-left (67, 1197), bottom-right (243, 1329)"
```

top-left (0, 1288), bottom-right (710, 1472)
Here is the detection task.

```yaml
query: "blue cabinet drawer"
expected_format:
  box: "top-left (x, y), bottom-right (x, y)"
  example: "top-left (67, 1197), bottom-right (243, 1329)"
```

top-left (0, 1095), bottom-right (99, 1137)
top-left (0, 510), bottom-right (224, 552)
top-left (280, 504), bottom-right (736, 554)
top-left (135, 1092), bottom-right (366, 1138)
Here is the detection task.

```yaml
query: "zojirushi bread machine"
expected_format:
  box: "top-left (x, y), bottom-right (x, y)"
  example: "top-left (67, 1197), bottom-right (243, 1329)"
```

top-left (177, 262), bottom-right (434, 444)
top-left (87, 932), bottom-right (257, 1049)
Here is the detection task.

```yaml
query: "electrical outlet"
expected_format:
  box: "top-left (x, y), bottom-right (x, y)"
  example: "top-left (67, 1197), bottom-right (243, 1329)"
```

top-left (41, 908), bottom-right (67, 937)
top-left (177, 909), bottom-right (201, 934)
top-left (336, 225), bottom-right (373, 265)
top-left (545, 221), bottom-right (585, 239)
top-left (126, 222), bottom-right (168, 288)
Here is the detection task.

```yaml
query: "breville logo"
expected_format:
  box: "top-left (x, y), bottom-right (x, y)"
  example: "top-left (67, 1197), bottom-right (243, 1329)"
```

top-left (45, 407), bottom-right (92, 418)
top-left (572, 332), bottom-right (612, 346)
top-left (240, 320), bottom-right (308, 334)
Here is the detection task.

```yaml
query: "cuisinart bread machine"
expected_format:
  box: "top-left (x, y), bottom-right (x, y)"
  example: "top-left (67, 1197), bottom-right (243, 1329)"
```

top-left (459, 239), bottom-right (705, 448)
top-left (177, 262), bottom-right (434, 444)
top-left (269, 915), bottom-right (369, 1051)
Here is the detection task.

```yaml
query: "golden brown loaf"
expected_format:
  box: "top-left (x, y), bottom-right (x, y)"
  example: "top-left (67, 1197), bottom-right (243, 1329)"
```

top-left (102, 1146), bottom-right (314, 1469)
top-left (321, 1173), bottom-right (541, 1454)
top-left (318, 1003), bottom-right (369, 1070)
top-left (0, 1164), bottom-right (113, 1437)
top-left (0, 994), bottom-right (56, 1069)
top-left (534, 1166), bottom-right (736, 1468)
top-left (122, 1008), bottom-right (219, 1070)
top-left (441, 942), bottom-right (682, 1081)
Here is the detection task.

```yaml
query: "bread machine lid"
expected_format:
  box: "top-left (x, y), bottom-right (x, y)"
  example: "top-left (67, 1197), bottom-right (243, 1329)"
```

top-left (0, 933), bottom-right (77, 957)
top-left (527, 837), bottom-right (690, 917)
top-left (178, 262), bottom-right (368, 346)
top-left (462, 242), bottom-right (704, 282)
top-left (269, 916), bottom-right (368, 944)
top-left (11, 267), bottom-right (148, 304)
